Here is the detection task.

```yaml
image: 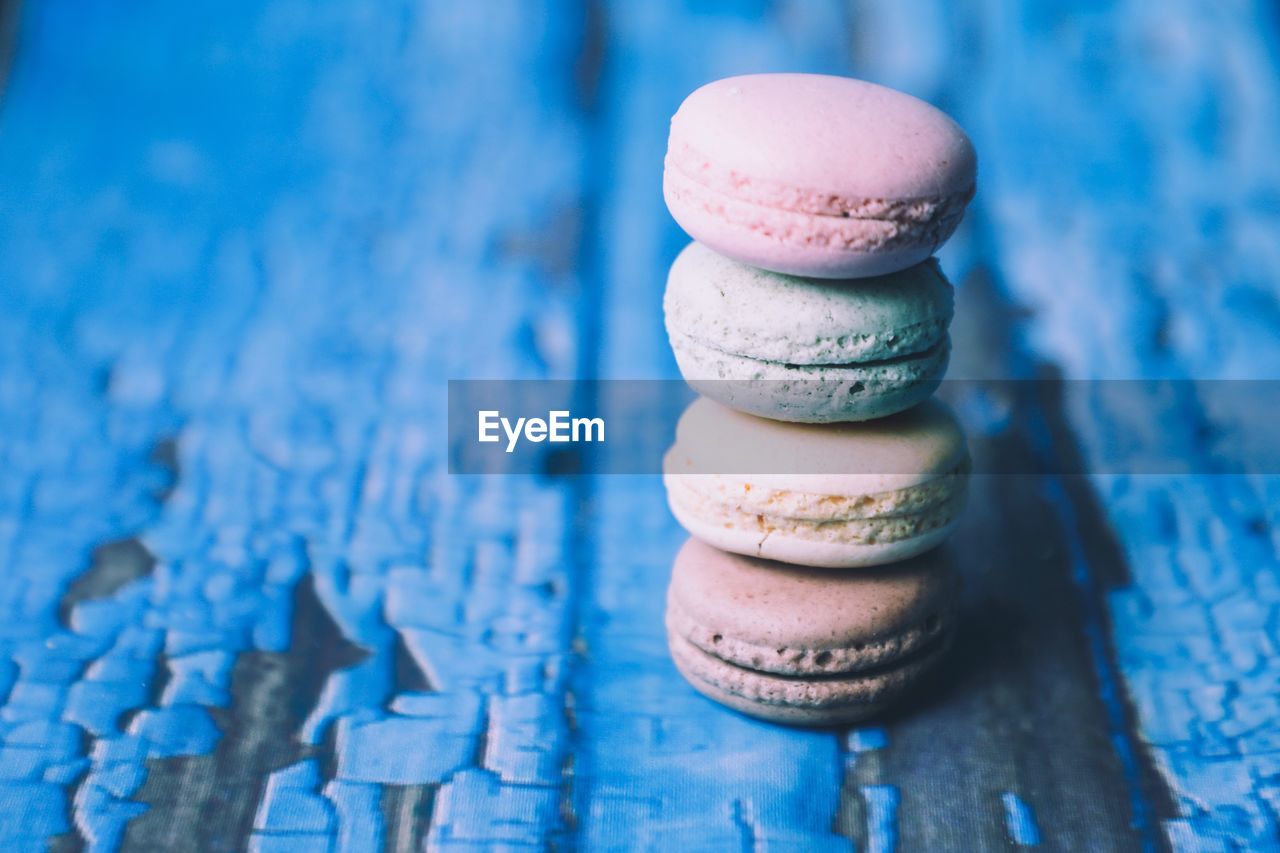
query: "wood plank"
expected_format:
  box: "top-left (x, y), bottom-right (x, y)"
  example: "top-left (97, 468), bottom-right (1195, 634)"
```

top-left (0, 1), bottom-right (595, 849)
top-left (567, 3), bottom-right (866, 849)
top-left (915, 2), bottom-right (1280, 848)
top-left (568, 2), bottom-right (1177, 849)
top-left (833, 264), bottom-right (1172, 852)
top-left (835, 6), bottom-right (1175, 849)
top-left (0, 0), bottom-right (1276, 849)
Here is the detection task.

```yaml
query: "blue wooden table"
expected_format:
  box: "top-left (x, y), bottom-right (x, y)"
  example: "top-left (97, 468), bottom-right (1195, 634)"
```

top-left (1, 1), bottom-right (1278, 850)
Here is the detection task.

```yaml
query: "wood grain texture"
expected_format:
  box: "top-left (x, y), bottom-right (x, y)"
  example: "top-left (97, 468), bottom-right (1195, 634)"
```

top-left (0, 2), bottom-right (591, 849)
top-left (568, 3), bottom-right (858, 849)
top-left (0, 1), bottom-right (1275, 851)
top-left (865, 2), bottom-right (1280, 849)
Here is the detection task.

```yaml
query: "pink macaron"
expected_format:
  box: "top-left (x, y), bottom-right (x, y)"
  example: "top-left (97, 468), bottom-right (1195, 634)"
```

top-left (663, 73), bottom-right (976, 279)
top-left (666, 538), bottom-right (957, 725)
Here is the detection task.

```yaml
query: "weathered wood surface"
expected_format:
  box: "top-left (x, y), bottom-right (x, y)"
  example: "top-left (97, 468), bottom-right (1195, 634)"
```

top-left (892, 3), bottom-right (1280, 849)
top-left (0, 1), bottom-right (1276, 851)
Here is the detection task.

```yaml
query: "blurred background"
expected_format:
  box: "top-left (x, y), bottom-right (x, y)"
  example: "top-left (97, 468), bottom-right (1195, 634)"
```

top-left (0, 1), bottom-right (1277, 850)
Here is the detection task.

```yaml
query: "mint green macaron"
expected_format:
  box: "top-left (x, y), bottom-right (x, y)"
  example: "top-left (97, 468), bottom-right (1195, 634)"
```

top-left (663, 242), bottom-right (953, 422)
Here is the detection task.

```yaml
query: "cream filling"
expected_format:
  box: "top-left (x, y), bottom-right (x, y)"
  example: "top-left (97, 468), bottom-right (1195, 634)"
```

top-left (666, 317), bottom-right (952, 368)
top-left (670, 327), bottom-right (952, 376)
top-left (669, 628), bottom-right (954, 709)
top-left (667, 597), bottom-right (954, 677)
top-left (665, 146), bottom-right (974, 221)
top-left (671, 494), bottom-right (963, 545)
top-left (665, 168), bottom-right (967, 253)
top-left (667, 462), bottom-right (968, 523)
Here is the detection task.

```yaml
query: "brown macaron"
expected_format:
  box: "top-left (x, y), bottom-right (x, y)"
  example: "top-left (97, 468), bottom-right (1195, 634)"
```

top-left (666, 538), bottom-right (957, 725)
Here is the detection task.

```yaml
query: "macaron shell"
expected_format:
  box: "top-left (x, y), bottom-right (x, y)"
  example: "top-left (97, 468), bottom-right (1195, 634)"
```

top-left (665, 539), bottom-right (956, 676)
top-left (663, 243), bottom-right (954, 365)
top-left (664, 73), bottom-right (976, 278)
top-left (669, 331), bottom-right (948, 423)
top-left (668, 74), bottom-right (976, 202)
top-left (669, 628), bottom-right (953, 726)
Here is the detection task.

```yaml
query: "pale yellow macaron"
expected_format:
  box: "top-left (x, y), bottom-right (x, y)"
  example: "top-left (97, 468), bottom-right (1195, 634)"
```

top-left (662, 397), bottom-right (969, 568)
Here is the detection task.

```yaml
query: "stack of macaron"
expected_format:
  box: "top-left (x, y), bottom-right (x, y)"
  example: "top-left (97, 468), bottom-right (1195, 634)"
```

top-left (660, 73), bottom-right (977, 725)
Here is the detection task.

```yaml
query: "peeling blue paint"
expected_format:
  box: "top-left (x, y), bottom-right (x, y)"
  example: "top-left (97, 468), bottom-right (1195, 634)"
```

top-left (254, 761), bottom-right (335, 835)
top-left (0, 0), bottom-right (590, 847)
top-left (945, 0), bottom-right (1280, 848)
top-left (427, 769), bottom-right (561, 849)
top-left (0, 0), bottom-right (1275, 849)
top-left (1001, 792), bottom-right (1042, 846)
top-left (862, 785), bottom-right (900, 853)
top-left (846, 729), bottom-right (890, 754)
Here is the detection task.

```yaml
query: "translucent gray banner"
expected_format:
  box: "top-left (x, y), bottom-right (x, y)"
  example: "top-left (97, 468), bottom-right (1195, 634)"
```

top-left (446, 379), bottom-right (1280, 476)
